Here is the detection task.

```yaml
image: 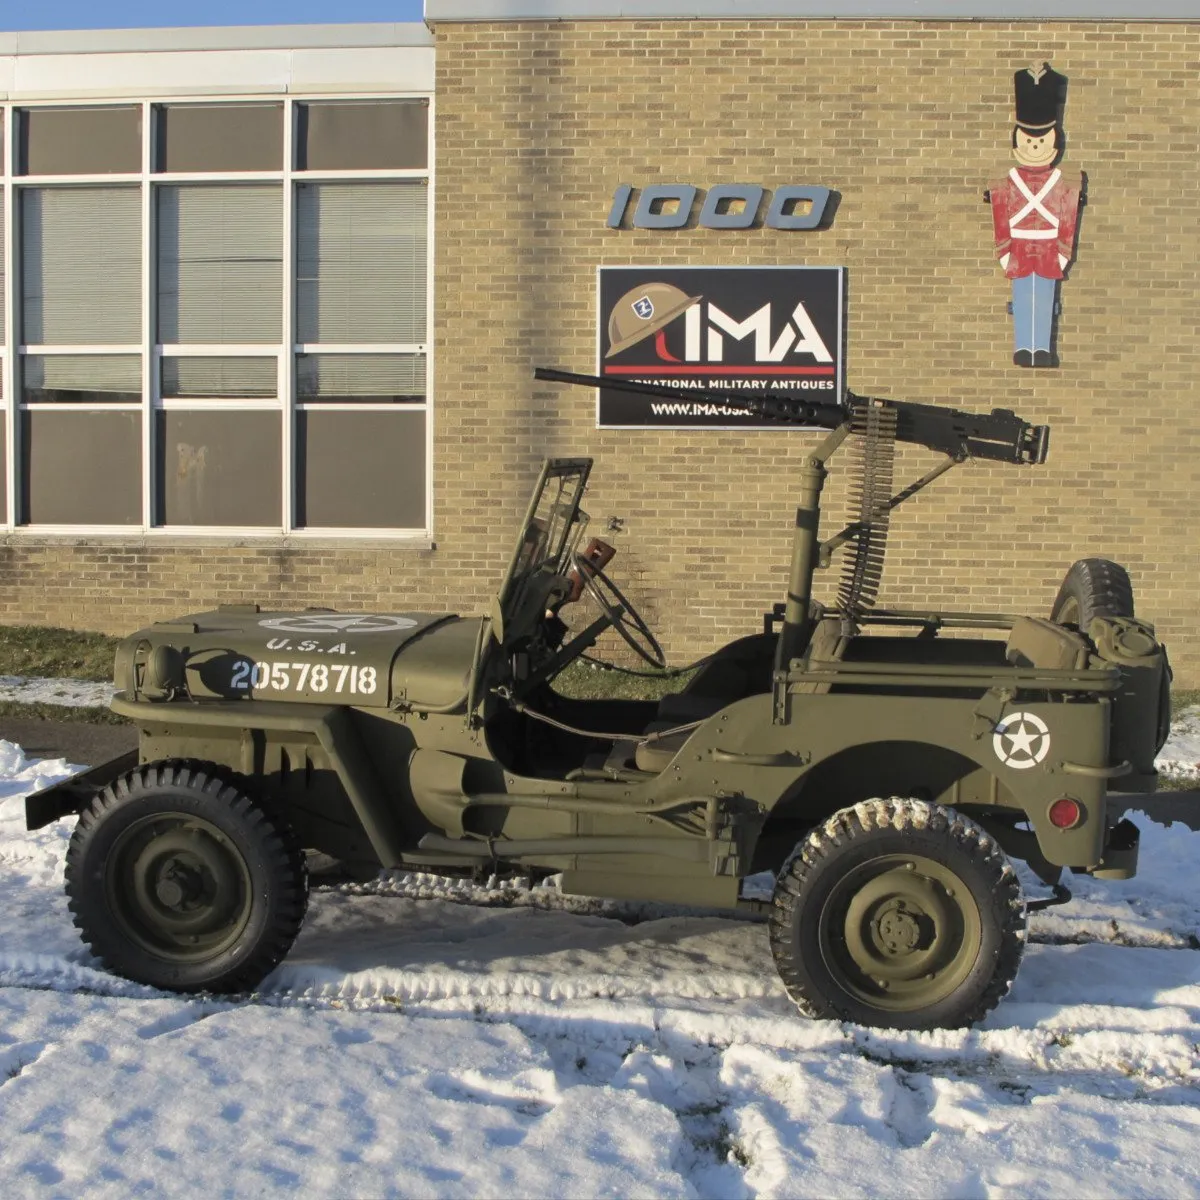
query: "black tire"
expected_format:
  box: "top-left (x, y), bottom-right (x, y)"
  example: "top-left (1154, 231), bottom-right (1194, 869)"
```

top-left (65, 762), bottom-right (308, 994)
top-left (1050, 558), bottom-right (1134, 627)
top-left (769, 799), bottom-right (1025, 1030)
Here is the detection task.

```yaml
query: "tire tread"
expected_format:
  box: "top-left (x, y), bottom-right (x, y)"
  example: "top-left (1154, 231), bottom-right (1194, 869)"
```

top-left (769, 798), bottom-right (1026, 1029)
top-left (1050, 558), bottom-right (1135, 625)
top-left (65, 760), bottom-right (308, 995)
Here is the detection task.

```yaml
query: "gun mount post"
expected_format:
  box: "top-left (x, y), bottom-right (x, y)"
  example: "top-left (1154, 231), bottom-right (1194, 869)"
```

top-left (779, 421), bottom-right (852, 667)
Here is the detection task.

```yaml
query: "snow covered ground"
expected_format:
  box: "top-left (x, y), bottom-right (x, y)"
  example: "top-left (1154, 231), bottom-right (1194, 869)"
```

top-left (0, 716), bottom-right (1197, 1196)
top-left (1160, 704), bottom-right (1200, 782)
top-left (0, 676), bottom-right (114, 709)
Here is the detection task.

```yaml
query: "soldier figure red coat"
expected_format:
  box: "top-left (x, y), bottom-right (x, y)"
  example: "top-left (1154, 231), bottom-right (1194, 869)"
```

top-left (991, 165), bottom-right (1081, 283)
top-left (989, 64), bottom-right (1081, 367)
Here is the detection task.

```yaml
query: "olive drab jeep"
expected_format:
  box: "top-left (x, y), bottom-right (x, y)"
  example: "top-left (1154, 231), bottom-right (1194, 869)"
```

top-left (28, 369), bottom-right (1171, 1031)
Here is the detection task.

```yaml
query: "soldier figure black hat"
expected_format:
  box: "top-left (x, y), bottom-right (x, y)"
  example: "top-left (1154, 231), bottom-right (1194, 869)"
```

top-left (1014, 63), bottom-right (1067, 134)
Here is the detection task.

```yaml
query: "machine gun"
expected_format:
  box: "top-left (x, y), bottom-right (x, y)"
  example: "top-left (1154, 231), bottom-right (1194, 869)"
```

top-left (534, 368), bottom-right (1049, 466)
top-left (535, 367), bottom-right (1051, 665)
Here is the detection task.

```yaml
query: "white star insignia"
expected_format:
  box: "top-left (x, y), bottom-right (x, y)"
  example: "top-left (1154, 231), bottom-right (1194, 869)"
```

top-left (1004, 722), bottom-right (1042, 757)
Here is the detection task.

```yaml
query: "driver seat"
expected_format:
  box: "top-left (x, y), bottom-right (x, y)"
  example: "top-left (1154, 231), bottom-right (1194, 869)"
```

top-left (631, 693), bottom-right (727, 773)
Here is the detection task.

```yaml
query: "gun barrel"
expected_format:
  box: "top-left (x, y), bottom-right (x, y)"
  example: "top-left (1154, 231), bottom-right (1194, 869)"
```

top-left (535, 366), bottom-right (1050, 467)
top-left (534, 367), bottom-right (849, 430)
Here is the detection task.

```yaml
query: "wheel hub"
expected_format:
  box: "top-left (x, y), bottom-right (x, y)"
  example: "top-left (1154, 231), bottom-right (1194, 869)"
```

top-left (154, 859), bottom-right (205, 910)
top-left (105, 812), bottom-right (254, 964)
top-left (875, 902), bottom-right (923, 954)
top-left (819, 853), bottom-right (983, 1013)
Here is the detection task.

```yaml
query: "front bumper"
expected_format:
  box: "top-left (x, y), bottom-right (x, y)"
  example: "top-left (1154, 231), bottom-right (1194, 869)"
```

top-left (25, 750), bottom-right (137, 830)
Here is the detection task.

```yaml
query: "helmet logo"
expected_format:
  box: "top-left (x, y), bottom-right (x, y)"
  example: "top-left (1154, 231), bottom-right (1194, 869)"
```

top-left (992, 712), bottom-right (1051, 769)
top-left (632, 295), bottom-right (655, 320)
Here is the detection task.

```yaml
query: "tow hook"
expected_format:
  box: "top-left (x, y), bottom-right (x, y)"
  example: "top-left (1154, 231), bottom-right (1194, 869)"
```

top-left (1027, 882), bottom-right (1072, 912)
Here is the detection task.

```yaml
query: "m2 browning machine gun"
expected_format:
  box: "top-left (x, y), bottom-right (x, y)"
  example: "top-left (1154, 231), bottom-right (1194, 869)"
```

top-left (534, 368), bottom-right (1050, 465)
top-left (535, 368), bottom-right (1051, 664)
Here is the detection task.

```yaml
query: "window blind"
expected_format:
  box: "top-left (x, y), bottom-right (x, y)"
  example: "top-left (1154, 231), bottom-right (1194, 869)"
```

top-left (24, 354), bottom-right (141, 401)
top-left (296, 353), bottom-right (424, 402)
top-left (296, 182), bottom-right (427, 345)
top-left (161, 356), bottom-right (277, 399)
top-left (21, 187), bottom-right (140, 345)
top-left (157, 185), bottom-right (282, 344)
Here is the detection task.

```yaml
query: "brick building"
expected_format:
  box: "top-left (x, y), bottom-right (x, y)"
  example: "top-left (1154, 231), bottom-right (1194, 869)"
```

top-left (1, 4), bottom-right (1198, 682)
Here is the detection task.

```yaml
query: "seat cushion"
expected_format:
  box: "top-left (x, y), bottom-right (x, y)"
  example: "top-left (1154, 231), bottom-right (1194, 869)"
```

top-left (634, 720), bottom-right (696, 773)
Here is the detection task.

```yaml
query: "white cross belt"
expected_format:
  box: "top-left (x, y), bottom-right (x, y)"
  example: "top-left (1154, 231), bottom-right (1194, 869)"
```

top-left (1008, 167), bottom-right (1062, 240)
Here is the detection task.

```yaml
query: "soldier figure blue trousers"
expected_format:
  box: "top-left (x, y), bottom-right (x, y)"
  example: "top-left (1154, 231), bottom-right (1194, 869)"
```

top-left (1011, 272), bottom-right (1057, 353)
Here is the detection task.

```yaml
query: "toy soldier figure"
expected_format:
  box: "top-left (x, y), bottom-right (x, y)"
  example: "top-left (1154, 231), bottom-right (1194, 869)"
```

top-left (990, 64), bottom-right (1082, 367)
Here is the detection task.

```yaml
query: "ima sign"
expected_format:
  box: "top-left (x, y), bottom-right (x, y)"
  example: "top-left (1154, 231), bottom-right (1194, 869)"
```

top-left (596, 266), bottom-right (845, 429)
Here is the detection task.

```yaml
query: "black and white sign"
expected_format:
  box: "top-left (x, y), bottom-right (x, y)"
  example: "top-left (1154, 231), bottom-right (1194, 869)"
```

top-left (596, 266), bottom-right (845, 429)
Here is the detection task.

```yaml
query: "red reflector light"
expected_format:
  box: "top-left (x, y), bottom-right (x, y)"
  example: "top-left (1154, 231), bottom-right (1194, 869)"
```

top-left (1048, 798), bottom-right (1082, 829)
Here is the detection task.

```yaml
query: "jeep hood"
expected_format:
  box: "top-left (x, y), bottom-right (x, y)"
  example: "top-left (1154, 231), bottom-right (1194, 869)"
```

top-left (116, 606), bottom-right (484, 711)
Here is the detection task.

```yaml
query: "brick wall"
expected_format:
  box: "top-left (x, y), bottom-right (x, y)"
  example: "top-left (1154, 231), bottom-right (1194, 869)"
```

top-left (6, 18), bottom-right (1198, 688)
top-left (430, 18), bottom-right (1200, 684)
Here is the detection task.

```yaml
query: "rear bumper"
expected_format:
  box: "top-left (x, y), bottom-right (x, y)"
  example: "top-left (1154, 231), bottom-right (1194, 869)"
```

top-left (1077, 816), bottom-right (1140, 881)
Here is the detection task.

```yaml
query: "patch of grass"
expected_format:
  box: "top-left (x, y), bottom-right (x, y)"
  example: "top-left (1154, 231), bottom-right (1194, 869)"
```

top-left (0, 700), bottom-right (129, 726)
top-left (551, 658), bottom-right (697, 702)
top-left (1172, 688), bottom-right (1200, 715)
top-left (1156, 774), bottom-right (1198, 793)
top-left (0, 625), bottom-right (118, 682)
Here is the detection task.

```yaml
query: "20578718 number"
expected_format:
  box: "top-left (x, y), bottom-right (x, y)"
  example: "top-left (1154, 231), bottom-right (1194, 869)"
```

top-left (229, 660), bottom-right (378, 696)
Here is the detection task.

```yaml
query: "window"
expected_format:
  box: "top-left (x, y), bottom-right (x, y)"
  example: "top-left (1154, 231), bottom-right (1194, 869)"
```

top-left (23, 355), bottom-right (140, 404)
top-left (157, 185), bottom-right (282, 344)
top-left (296, 182), bottom-right (427, 344)
top-left (294, 180), bottom-right (428, 530)
top-left (161, 357), bottom-right (277, 400)
top-left (21, 188), bottom-right (140, 344)
top-left (18, 106), bottom-right (141, 176)
top-left (155, 410), bottom-right (281, 527)
top-left (296, 354), bottom-right (424, 404)
top-left (296, 100), bottom-right (427, 171)
top-left (296, 410), bottom-right (425, 530)
top-left (156, 104), bottom-right (283, 173)
top-left (23, 410), bottom-right (141, 525)
top-left (1, 95), bottom-right (431, 536)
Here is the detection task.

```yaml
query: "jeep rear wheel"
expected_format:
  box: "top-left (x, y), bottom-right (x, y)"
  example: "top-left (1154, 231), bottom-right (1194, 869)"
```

top-left (65, 763), bottom-right (308, 994)
top-left (769, 799), bottom-right (1025, 1030)
top-left (1051, 558), bottom-right (1134, 627)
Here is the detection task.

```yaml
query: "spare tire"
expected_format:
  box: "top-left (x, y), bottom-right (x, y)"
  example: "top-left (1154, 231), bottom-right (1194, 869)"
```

top-left (1050, 558), bottom-right (1135, 627)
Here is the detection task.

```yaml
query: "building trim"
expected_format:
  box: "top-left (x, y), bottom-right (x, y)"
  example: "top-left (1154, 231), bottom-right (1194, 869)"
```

top-left (423, 0), bottom-right (1199, 21)
top-left (0, 24), bottom-right (432, 58)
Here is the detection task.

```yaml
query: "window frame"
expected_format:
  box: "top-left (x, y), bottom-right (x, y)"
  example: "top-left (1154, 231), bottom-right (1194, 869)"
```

top-left (0, 93), bottom-right (434, 541)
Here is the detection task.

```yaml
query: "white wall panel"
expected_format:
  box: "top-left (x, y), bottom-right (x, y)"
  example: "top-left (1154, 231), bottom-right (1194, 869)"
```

top-left (0, 45), bottom-right (432, 101)
top-left (290, 49), bottom-right (434, 95)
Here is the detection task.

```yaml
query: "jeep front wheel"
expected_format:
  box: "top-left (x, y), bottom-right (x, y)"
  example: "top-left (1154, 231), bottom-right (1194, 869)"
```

top-left (65, 763), bottom-right (308, 994)
top-left (769, 799), bottom-right (1025, 1030)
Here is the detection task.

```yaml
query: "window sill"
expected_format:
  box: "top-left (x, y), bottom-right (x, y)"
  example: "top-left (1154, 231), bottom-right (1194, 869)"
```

top-left (0, 530), bottom-right (436, 551)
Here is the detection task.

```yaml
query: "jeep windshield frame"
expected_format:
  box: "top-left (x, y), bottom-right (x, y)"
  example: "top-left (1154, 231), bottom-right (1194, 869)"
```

top-left (495, 458), bottom-right (593, 622)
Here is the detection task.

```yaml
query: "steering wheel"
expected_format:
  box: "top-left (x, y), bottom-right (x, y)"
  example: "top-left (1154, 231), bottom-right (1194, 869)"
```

top-left (572, 552), bottom-right (666, 668)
